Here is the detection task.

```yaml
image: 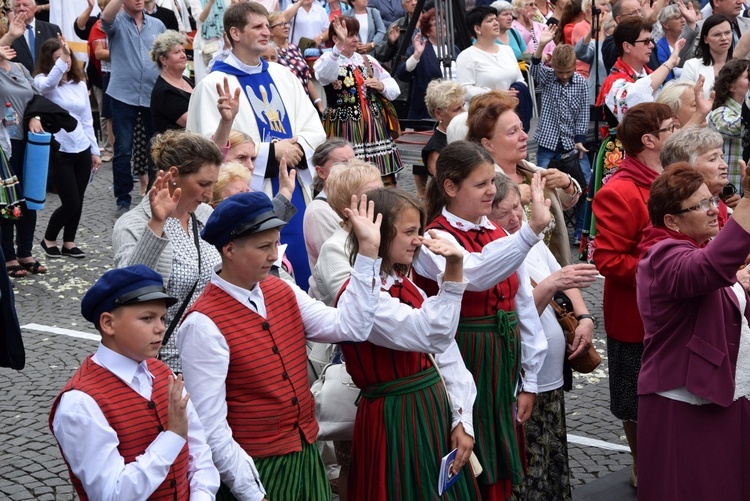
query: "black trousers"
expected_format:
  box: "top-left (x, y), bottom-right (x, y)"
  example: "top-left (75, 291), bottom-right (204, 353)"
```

top-left (44, 148), bottom-right (91, 243)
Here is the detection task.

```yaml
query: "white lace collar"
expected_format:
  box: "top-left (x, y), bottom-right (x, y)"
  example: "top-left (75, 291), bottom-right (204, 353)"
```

top-left (441, 207), bottom-right (496, 232)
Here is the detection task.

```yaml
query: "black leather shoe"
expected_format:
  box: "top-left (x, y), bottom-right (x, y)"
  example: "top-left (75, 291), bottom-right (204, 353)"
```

top-left (61, 246), bottom-right (85, 258)
top-left (40, 240), bottom-right (62, 258)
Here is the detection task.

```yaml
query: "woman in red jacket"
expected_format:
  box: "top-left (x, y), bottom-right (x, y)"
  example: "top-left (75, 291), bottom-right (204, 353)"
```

top-left (590, 101), bottom-right (675, 488)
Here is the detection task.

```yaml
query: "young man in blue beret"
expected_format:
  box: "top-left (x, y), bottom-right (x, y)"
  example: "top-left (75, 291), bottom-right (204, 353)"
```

top-left (177, 191), bottom-right (383, 501)
top-left (49, 265), bottom-right (220, 500)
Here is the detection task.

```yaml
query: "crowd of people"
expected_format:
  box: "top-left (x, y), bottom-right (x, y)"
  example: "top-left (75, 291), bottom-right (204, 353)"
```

top-left (0, 0), bottom-right (746, 498)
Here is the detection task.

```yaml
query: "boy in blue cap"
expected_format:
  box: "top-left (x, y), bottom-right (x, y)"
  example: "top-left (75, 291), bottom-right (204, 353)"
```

top-left (49, 265), bottom-right (220, 500)
top-left (178, 191), bottom-right (383, 501)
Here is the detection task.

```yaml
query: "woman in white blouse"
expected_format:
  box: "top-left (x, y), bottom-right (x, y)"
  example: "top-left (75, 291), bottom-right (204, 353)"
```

top-left (34, 36), bottom-right (101, 260)
top-left (680, 14), bottom-right (733, 99)
top-left (490, 175), bottom-right (597, 500)
top-left (456, 5), bottom-right (525, 102)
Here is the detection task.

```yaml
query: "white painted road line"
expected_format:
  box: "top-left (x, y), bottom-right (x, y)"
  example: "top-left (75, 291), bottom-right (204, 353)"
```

top-left (22, 323), bottom-right (99, 342)
top-left (568, 434), bottom-right (631, 452)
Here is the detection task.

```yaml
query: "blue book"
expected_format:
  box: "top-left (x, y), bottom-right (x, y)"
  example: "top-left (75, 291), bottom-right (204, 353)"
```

top-left (438, 448), bottom-right (461, 495)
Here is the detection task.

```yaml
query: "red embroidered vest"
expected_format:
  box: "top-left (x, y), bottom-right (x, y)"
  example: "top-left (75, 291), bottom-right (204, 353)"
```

top-left (338, 277), bottom-right (431, 387)
top-left (49, 357), bottom-right (190, 500)
top-left (413, 215), bottom-right (519, 317)
top-left (187, 276), bottom-right (317, 457)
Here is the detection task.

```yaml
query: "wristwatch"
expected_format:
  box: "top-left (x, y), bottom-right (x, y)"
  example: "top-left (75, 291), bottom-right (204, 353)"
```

top-left (576, 314), bottom-right (598, 329)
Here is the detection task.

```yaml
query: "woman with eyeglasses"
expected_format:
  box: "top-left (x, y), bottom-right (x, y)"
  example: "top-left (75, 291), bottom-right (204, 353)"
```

top-left (660, 126), bottom-right (737, 228)
top-left (680, 15), bottom-right (733, 99)
top-left (707, 58), bottom-right (750, 192)
top-left (597, 17), bottom-right (683, 125)
top-left (590, 102), bottom-right (677, 489)
top-left (268, 11), bottom-right (325, 114)
top-left (581, 17), bottom-right (684, 261)
top-left (512, 0), bottom-right (554, 59)
top-left (636, 162), bottom-right (750, 500)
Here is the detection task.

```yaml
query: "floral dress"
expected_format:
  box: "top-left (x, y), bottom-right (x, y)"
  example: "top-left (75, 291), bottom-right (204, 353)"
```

top-left (277, 44), bottom-right (313, 99)
top-left (314, 50), bottom-right (403, 177)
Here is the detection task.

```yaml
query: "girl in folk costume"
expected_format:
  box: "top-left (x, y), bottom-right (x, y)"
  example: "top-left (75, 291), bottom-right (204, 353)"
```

top-left (338, 187), bottom-right (480, 500)
top-left (314, 16), bottom-right (403, 185)
top-left (412, 141), bottom-right (550, 501)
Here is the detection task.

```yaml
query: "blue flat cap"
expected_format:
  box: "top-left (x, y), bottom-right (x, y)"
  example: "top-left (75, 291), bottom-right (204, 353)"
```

top-left (81, 265), bottom-right (177, 326)
top-left (202, 191), bottom-right (286, 250)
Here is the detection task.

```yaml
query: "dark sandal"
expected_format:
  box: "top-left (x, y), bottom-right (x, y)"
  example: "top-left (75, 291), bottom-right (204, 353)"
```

top-left (6, 265), bottom-right (27, 278)
top-left (21, 260), bottom-right (46, 274)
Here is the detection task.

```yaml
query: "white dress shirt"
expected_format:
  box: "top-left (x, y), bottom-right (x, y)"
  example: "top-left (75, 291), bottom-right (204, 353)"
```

top-left (413, 208), bottom-right (548, 392)
top-left (51, 344), bottom-right (219, 501)
top-left (33, 58), bottom-right (100, 156)
top-left (314, 47), bottom-right (402, 101)
top-left (377, 273), bottom-right (477, 437)
top-left (177, 254), bottom-right (382, 501)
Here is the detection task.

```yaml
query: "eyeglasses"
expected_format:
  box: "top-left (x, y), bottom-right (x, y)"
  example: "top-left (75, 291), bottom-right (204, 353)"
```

top-left (673, 195), bottom-right (720, 215)
top-left (270, 21), bottom-right (290, 29)
top-left (649, 122), bottom-right (676, 135)
top-left (708, 29), bottom-right (733, 39)
top-left (621, 8), bottom-right (642, 17)
top-left (632, 37), bottom-right (656, 46)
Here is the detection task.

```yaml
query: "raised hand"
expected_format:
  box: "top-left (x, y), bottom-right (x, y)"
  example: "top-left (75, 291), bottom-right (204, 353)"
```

top-left (421, 230), bottom-right (463, 263)
top-left (539, 24), bottom-right (556, 48)
top-left (149, 170), bottom-right (181, 224)
top-left (413, 33), bottom-right (426, 59)
top-left (0, 45), bottom-right (16, 61)
top-left (7, 12), bottom-right (26, 40)
top-left (216, 77), bottom-right (240, 124)
top-left (343, 193), bottom-right (382, 260)
top-left (57, 33), bottom-right (71, 56)
top-left (528, 171), bottom-right (552, 235)
top-left (388, 22), bottom-right (400, 44)
top-left (677, 0), bottom-right (697, 27)
top-left (667, 38), bottom-right (686, 68)
top-left (167, 374), bottom-right (190, 440)
top-left (449, 424), bottom-right (474, 475)
top-left (332, 17), bottom-right (349, 48)
top-left (422, 230), bottom-right (463, 283)
top-left (277, 152), bottom-right (297, 202)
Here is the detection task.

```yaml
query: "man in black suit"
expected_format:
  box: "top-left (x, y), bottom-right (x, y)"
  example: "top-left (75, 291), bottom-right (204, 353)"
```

top-left (9, 0), bottom-right (61, 73)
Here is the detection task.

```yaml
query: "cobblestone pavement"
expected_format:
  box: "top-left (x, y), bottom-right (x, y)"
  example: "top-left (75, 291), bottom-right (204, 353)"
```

top-left (0, 158), bottom-right (632, 500)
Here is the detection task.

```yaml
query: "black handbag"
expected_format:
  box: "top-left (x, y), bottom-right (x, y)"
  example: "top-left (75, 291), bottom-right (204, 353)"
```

top-left (549, 149), bottom-right (586, 194)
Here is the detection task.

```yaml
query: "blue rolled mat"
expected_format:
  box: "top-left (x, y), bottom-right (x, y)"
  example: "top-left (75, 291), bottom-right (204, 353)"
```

top-left (22, 131), bottom-right (51, 210)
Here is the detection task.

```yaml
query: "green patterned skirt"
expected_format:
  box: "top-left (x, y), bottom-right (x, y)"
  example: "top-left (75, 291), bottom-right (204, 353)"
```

top-left (348, 367), bottom-right (481, 500)
top-left (216, 439), bottom-right (331, 501)
top-left (456, 311), bottom-right (525, 488)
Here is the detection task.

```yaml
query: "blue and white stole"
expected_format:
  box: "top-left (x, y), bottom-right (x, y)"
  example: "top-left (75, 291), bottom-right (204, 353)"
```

top-left (211, 59), bottom-right (311, 288)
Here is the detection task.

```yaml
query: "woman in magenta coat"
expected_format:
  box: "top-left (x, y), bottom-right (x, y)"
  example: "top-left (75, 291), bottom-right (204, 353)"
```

top-left (636, 163), bottom-right (750, 500)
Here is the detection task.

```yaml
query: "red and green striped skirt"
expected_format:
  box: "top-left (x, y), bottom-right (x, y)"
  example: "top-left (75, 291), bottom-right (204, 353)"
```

top-left (216, 439), bottom-right (331, 500)
top-left (456, 311), bottom-right (525, 498)
top-left (322, 103), bottom-right (403, 177)
top-left (348, 366), bottom-right (481, 501)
